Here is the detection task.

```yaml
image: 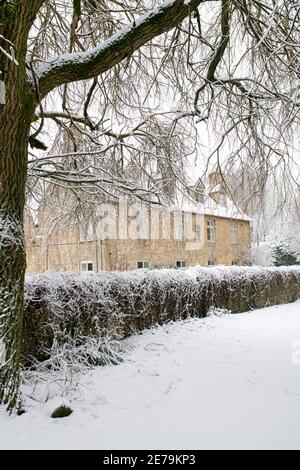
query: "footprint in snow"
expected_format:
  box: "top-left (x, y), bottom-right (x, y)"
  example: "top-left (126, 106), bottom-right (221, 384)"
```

top-left (283, 389), bottom-right (300, 398)
top-left (164, 378), bottom-right (181, 395)
top-left (219, 360), bottom-right (238, 366)
top-left (144, 343), bottom-right (165, 352)
top-left (246, 379), bottom-right (257, 386)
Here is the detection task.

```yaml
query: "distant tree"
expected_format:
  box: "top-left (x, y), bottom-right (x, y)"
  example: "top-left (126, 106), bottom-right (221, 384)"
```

top-left (272, 240), bottom-right (300, 267)
top-left (273, 247), bottom-right (299, 266)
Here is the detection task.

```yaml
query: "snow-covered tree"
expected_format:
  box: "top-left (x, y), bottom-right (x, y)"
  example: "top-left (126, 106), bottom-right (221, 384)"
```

top-left (0, 0), bottom-right (299, 410)
top-left (251, 242), bottom-right (275, 267)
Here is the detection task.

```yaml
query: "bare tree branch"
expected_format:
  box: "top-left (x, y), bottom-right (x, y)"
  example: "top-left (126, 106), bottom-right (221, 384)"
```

top-left (36, 0), bottom-right (217, 98)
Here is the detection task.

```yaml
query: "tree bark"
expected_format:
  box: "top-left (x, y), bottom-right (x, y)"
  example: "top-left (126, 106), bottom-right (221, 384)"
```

top-left (0, 2), bottom-right (36, 410)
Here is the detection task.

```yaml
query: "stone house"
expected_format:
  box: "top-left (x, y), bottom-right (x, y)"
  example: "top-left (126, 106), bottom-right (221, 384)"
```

top-left (25, 172), bottom-right (251, 274)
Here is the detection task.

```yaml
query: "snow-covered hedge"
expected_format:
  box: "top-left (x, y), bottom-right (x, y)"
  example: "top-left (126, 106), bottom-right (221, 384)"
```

top-left (23, 266), bottom-right (300, 363)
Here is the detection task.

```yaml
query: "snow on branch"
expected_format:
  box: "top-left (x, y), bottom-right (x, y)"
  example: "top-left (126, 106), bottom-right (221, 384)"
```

top-left (0, 35), bottom-right (19, 65)
top-left (36, 0), bottom-right (212, 98)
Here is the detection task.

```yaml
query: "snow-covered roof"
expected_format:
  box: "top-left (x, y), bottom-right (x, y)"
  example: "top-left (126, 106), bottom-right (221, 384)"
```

top-left (170, 192), bottom-right (251, 222)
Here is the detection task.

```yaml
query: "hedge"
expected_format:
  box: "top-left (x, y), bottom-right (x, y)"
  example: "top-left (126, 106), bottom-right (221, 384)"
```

top-left (23, 266), bottom-right (300, 363)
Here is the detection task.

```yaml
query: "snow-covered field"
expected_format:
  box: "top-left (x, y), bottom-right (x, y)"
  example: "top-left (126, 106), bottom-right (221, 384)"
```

top-left (1, 301), bottom-right (300, 450)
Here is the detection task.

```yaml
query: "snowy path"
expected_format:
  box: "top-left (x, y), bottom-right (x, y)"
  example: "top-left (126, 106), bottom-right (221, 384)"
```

top-left (1, 301), bottom-right (300, 450)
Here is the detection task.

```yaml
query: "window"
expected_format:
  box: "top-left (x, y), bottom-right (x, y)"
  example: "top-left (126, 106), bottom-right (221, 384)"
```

top-left (207, 220), bottom-right (216, 243)
top-left (231, 222), bottom-right (238, 244)
top-left (176, 260), bottom-right (187, 269)
top-left (232, 260), bottom-right (240, 266)
top-left (137, 260), bottom-right (150, 269)
top-left (208, 259), bottom-right (217, 266)
top-left (81, 261), bottom-right (94, 273)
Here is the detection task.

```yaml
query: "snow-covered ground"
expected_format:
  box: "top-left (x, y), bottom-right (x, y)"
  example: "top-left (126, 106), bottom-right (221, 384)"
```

top-left (1, 301), bottom-right (300, 450)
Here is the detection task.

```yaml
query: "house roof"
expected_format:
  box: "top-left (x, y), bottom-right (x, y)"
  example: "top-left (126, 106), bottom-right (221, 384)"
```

top-left (170, 192), bottom-right (251, 222)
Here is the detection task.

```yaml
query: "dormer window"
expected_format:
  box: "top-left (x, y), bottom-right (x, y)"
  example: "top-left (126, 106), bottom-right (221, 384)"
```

top-left (218, 192), bottom-right (227, 206)
top-left (191, 178), bottom-right (205, 203)
top-left (195, 188), bottom-right (205, 203)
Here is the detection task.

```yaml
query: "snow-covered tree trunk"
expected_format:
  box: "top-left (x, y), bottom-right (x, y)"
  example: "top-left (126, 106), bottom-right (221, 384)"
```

top-left (0, 2), bottom-right (36, 410)
top-left (0, 113), bottom-right (33, 409)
